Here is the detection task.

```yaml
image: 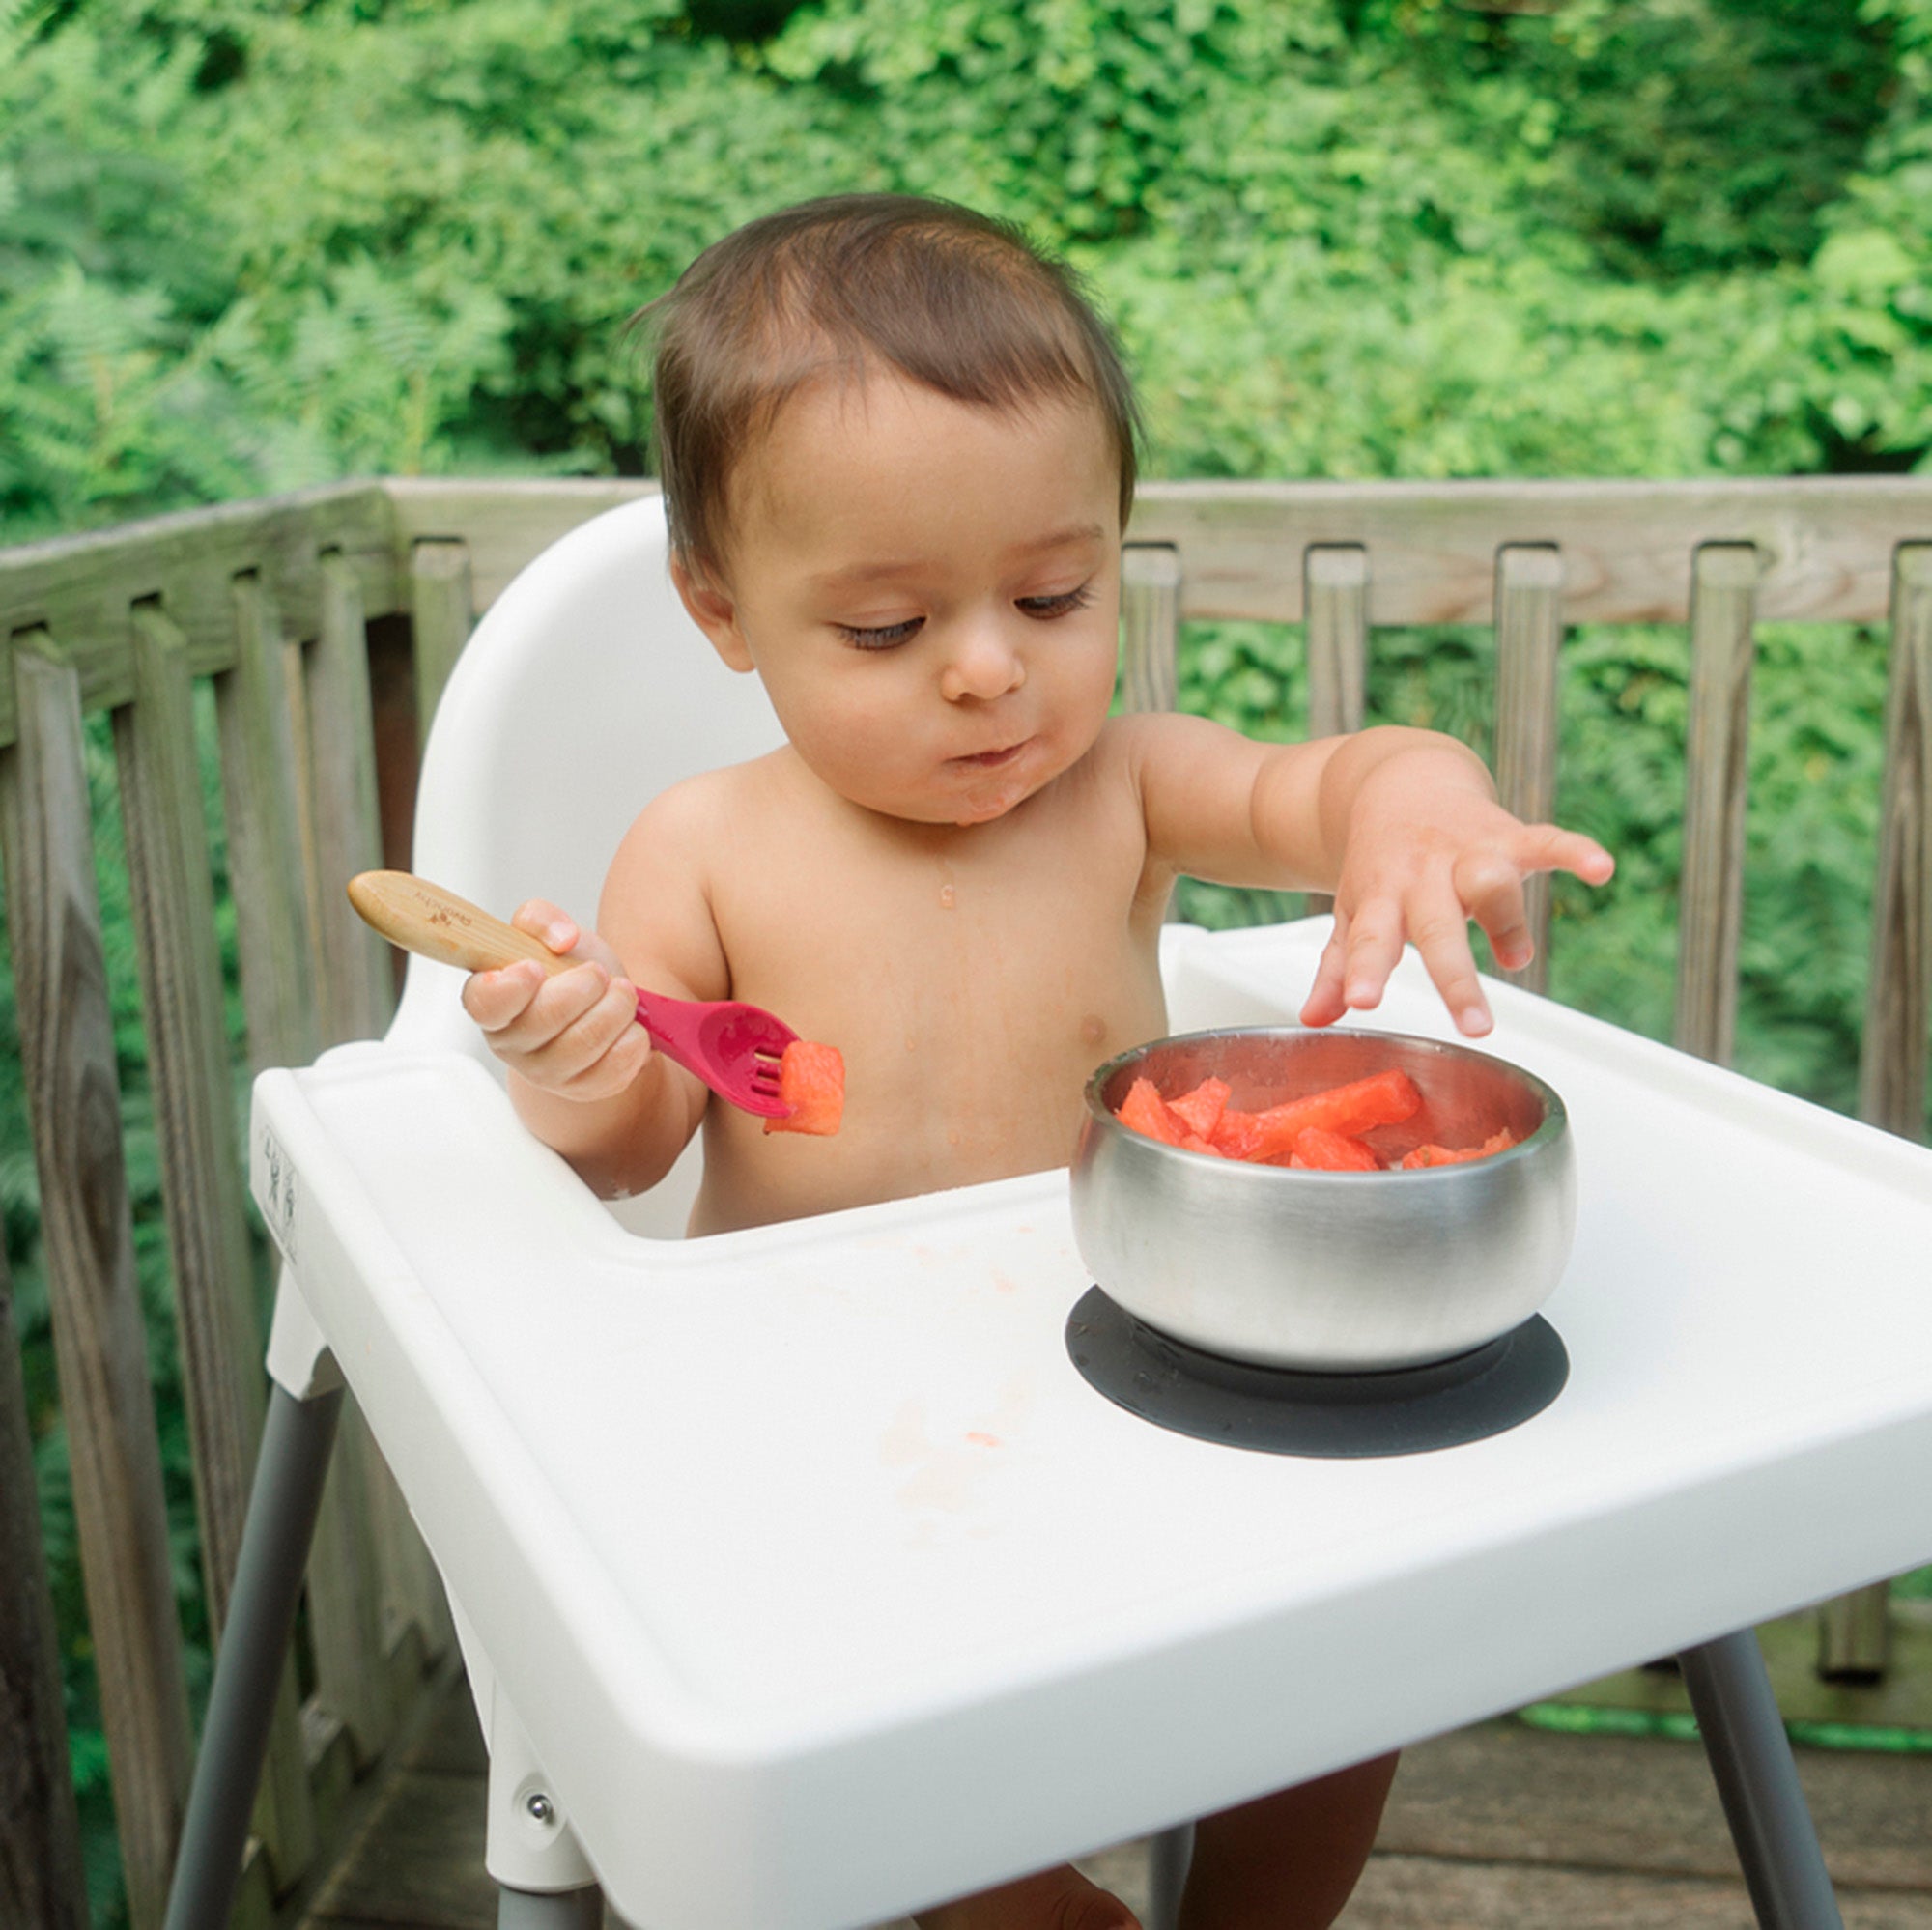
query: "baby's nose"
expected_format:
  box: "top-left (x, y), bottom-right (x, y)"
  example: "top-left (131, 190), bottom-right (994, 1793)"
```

top-left (940, 625), bottom-right (1025, 702)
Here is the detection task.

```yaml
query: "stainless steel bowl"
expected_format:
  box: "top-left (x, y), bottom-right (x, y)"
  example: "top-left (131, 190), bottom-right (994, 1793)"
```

top-left (1068, 1028), bottom-right (1576, 1372)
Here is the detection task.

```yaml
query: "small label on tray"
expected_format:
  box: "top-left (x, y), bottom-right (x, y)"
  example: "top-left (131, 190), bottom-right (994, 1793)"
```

top-left (259, 1126), bottom-right (299, 1264)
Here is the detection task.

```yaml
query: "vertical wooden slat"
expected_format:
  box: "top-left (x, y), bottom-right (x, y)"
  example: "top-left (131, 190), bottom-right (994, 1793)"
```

top-left (1119, 545), bottom-right (1181, 717)
top-left (116, 604), bottom-right (265, 1629)
top-left (1674, 543), bottom-right (1760, 1064)
top-left (1817, 542), bottom-right (1932, 1684)
top-left (1304, 545), bottom-right (1368, 741)
top-left (299, 554), bottom-right (410, 1766)
top-left (410, 539), bottom-right (475, 751)
top-left (308, 553), bottom-right (395, 1047)
top-left (0, 1240), bottom-right (90, 1930)
top-left (1856, 543), bottom-right (1932, 1142)
top-left (115, 603), bottom-right (317, 1894)
top-left (216, 574), bottom-right (322, 1073)
top-left (307, 1409), bottom-right (401, 1771)
top-left (0, 637), bottom-right (191, 1930)
top-left (1492, 545), bottom-right (1565, 993)
top-left (1304, 546), bottom-right (1369, 920)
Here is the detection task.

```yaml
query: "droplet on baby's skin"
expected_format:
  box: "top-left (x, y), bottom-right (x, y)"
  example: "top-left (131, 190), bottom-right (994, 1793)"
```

top-left (939, 884), bottom-right (956, 909)
top-left (947, 1128), bottom-right (962, 1147)
top-left (1080, 1013), bottom-right (1107, 1047)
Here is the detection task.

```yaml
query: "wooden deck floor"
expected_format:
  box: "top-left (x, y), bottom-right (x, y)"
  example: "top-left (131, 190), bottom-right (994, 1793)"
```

top-left (294, 1669), bottom-right (1932, 1930)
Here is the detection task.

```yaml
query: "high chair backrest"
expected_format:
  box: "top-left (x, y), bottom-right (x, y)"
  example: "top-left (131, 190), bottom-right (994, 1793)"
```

top-left (388, 494), bottom-right (784, 1064)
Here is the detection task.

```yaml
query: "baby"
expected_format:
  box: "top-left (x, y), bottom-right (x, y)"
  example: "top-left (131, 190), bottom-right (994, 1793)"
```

top-left (463, 194), bottom-right (1613, 1929)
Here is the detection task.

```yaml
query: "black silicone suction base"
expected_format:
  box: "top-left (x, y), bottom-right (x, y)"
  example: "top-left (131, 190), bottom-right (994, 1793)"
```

top-left (1065, 1285), bottom-right (1568, 1459)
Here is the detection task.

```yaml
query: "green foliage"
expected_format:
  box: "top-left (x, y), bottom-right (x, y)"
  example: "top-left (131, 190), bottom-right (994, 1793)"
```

top-left (7, 6), bottom-right (1932, 1919)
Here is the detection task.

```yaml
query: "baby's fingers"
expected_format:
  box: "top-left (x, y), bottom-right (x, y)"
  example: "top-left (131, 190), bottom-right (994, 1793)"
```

top-left (462, 956), bottom-right (550, 1033)
top-left (1516, 823), bottom-right (1615, 887)
top-left (1300, 901), bottom-right (1406, 1028)
top-left (1454, 853), bottom-right (1535, 977)
top-left (511, 897), bottom-right (577, 951)
top-left (1399, 882), bottom-right (1495, 1037)
top-left (1300, 910), bottom-right (1352, 1029)
top-left (531, 974), bottom-right (653, 1097)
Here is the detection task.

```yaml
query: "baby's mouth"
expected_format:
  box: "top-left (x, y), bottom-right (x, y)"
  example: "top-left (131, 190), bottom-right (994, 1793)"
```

top-left (952, 740), bottom-right (1028, 769)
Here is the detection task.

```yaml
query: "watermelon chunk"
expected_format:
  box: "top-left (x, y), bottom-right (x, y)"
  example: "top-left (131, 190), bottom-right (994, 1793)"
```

top-left (1284, 1127), bottom-right (1382, 1171)
top-left (763, 1039), bottom-right (845, 1136)
top-left (1117, 1076), bottom-right (1190, 1147)
top-left (1109, 1060), bottom-right (1524, 1173)
top-left (1247, 1067), bottom-right (1422, 1158)
top-left (1399, 1128), bottom-right (1519, 1169)
top-left (1168, 1076), bottom-right (1232, 1139)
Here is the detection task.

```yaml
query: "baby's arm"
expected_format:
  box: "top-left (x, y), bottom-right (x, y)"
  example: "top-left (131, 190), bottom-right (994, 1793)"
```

top-left (460, 788), bottom-right (722, 1198)
top-left (1127, 714), bottom-right (1613, 1036)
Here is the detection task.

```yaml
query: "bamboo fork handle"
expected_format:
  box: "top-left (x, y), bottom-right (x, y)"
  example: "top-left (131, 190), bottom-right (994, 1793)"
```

top-left (347, 870), bottom-right (574, 977)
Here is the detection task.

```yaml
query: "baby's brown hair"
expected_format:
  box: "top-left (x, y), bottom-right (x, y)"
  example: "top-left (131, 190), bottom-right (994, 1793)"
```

top-left (640, 194), bottom-right (1139, 578)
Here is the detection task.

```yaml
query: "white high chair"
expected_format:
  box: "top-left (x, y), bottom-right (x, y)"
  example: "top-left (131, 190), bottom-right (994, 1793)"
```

top-left (165, 497), bottom-right (1932, 1930)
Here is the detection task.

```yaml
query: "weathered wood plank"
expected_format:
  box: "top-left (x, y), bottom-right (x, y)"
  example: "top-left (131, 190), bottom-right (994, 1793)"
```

top-left (0, 1240), bottom-right (90, 1930)
top-left (1492, 546), bottom-right (1565, 993)
top-left (308, 1408), bottom-right (403, 1771)
top-left (1818, 544), bottom-right (1932, 1685)
top-left (114, 604), bottom-right (265, 1626)
top-left (408, 540), bottom-right (475, 752)
top-left (1374, 1715), bottom-right (1932, 1891)
top-left (1127, 477), bottom-right (1932, 627)
top-left (216, 575), bottom-right (323, 1073)
top-left (299, 557), bottom-right (414, 1767)
top-left (1816, 1581), bottom-right (1892, 1686)
top-left (1304, 546), bottom-right (1368, 741)
top-left (1674, 544), bottom-right (1760, 1066)
top-left (378, 475), bottom-right (1932, 632)
top-left (1859, 543), bottom-right (1932, 1142)
top-left (0, 638), bottom-right (192, 1930)
top-left (114, 602), bottom-right (320, 1893)
top-left (1119, 545), bottom-right (1181, 715)
top-left (383, 477), bottom-right (653, 615)
top-left (0, 485), bottom-right (396, 750)
top-left (1303, 546), bottom-right (1369, 921)
top-left (308, 553), bottom-right (396, 1047)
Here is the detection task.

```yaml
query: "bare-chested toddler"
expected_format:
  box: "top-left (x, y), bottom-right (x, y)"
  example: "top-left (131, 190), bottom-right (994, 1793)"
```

top-left (462, 194), bottom-right (1614, 1930)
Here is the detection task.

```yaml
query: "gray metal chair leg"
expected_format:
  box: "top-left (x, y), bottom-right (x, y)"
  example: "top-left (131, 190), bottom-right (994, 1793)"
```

top-left (162, 1382), bottom-right (345, 1930)
top-left (1678, 1629), bottom-right (1844, 1930)
top-left (1145, 1821), bottom-right (1195, 1930)
top-left (497, 1882), bottom-right (604, 1928)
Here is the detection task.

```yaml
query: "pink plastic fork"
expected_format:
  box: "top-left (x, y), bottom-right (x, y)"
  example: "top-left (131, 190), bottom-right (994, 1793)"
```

top-left (628, 985), bottom-right (796, 1117)
top-left (347, 870), bottom-right (798, 1119)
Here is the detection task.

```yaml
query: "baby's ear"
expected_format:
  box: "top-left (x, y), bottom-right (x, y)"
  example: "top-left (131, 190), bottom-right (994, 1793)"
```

top-left (670, 554), bottom-right (754, 673)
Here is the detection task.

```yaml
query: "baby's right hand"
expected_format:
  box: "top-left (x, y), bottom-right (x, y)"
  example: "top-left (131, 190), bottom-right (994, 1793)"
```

top-left (459, 899), bottom-right (654, 1102)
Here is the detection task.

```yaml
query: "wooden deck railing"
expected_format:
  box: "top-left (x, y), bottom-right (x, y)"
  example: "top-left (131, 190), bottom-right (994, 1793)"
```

top-left (1, 474), bottom-right (1927, 1929)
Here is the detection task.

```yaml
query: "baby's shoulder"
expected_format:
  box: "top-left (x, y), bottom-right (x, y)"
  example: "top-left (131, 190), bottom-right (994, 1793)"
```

top-left (606, 752), bottom-right (789, 889)
top-left (1088, 709), bottom-right (1237, 782)
top-left (623, 750), bottom-right (785, 836)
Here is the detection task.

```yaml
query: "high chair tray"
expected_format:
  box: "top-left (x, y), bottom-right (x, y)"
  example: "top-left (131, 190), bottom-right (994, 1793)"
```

top-left (249, 921), bottom-right (1932, 1930)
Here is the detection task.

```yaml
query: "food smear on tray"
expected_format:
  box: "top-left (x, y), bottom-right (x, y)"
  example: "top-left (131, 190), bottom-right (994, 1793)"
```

top-left (1113, 1066), bottom-right (1521, 1170)
top-left (762, 1039), bottom-right (846, 1136)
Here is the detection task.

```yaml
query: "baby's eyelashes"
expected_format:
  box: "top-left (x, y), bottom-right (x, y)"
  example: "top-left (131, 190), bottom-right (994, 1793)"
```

top-left (1016, 582), bottom-right (1095, 620)
top-left (838, 616), bottom-right (923, 650)
top-left (835, 582), bottom-right (1094, 650)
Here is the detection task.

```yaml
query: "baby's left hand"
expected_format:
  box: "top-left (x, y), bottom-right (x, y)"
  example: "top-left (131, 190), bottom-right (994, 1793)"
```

top-left (1301, 781), bottom-right (1614, 1038)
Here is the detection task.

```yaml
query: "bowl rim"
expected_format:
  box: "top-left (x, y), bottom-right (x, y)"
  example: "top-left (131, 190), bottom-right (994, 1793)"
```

top-left (1079, 1025), bottom-right (1568, 1178)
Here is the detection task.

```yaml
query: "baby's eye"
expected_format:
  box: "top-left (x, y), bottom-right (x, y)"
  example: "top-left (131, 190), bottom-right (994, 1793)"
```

top-left (838, 617), bottom-right (923, 651)
top-left (1016, 583), bottom-right (1095, 620)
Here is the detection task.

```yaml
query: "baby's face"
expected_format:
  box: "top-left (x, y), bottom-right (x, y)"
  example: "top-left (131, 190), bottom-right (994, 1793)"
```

top-left (693, 372), bottom-right (1122, 828)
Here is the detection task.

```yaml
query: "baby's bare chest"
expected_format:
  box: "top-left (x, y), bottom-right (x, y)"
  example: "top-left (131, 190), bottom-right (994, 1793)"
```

top-left (697, 801), bottom-right (1169, 1216)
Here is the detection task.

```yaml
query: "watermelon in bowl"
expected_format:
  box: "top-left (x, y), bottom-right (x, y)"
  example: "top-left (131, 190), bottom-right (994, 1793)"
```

top-left (1068, 1028), bottom-right (1575, 1373)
